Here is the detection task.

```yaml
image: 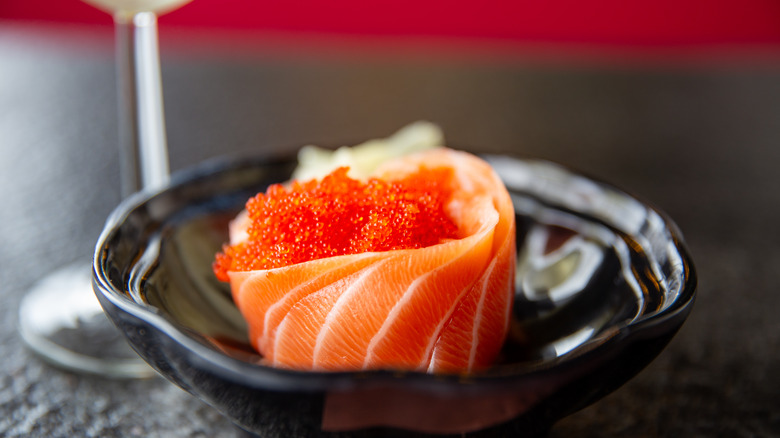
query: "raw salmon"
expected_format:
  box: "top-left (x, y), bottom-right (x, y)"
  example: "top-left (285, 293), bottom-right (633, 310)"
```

top-left (223, 148), bottom-right (515, 373)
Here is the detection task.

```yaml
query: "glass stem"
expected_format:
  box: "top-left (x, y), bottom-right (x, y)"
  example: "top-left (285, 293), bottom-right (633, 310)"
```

top-left (114, 11), bottom-right (170, 197)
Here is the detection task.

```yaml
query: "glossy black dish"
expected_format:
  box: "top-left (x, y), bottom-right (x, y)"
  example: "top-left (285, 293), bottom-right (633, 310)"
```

top-left (93, 154), bottom-right (696, 437)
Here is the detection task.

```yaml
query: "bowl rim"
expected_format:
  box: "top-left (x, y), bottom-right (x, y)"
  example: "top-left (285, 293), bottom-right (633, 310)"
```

top-left (92, 153), bottom-right (697, 393)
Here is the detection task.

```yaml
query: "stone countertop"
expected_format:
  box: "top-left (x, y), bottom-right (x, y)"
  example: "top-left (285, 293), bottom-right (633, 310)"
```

top-left (2, 24), bottom-right (779, 437)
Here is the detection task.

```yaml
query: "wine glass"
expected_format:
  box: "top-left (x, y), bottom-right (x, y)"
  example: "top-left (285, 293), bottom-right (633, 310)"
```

top-left (17, 0), bottom-right (191, 378)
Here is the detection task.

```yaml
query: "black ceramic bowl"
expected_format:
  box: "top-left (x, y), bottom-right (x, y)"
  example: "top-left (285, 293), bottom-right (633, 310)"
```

top-left (93, 154), bottom-right (696, 437)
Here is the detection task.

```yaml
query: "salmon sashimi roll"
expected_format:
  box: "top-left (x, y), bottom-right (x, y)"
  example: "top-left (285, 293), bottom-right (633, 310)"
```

top-left (213, 148), bottom-right (516, 374)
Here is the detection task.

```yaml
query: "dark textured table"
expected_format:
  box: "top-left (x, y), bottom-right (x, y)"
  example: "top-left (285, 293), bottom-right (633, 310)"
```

top-left (2, 23), bottom-right (779, 437)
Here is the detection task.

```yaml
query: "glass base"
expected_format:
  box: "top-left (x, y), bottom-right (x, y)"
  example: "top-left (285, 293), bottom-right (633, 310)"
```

top-left (18, 263), bottom-right (156, 379)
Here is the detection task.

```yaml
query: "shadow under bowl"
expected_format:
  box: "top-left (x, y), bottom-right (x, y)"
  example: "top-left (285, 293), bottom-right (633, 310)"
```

top-left (93, 154), bottom-right (696, 437)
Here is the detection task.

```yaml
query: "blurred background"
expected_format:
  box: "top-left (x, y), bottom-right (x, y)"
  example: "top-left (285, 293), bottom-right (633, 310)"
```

top-left (2, 1), bottom-right (779, 437)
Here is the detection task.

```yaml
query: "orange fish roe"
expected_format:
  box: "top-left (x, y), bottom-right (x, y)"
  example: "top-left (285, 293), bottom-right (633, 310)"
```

top-left (213, 166), bottom-right (459, 281)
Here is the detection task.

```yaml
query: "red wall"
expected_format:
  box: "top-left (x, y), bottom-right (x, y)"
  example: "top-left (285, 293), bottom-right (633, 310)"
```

top-left (3, 0), bottom-right (780, 47)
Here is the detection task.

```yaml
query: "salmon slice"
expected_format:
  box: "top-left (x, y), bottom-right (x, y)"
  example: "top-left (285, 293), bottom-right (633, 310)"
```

top-left (428, 227), bottom-right (516, 373)
top-left (226, 148), bottom-right (516, 373)
top-left (229, 254), bottom-right (383, 355)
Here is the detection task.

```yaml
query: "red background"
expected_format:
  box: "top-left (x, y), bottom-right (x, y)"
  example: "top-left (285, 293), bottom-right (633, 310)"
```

top-left (3, 0), bottom-right (780, 47)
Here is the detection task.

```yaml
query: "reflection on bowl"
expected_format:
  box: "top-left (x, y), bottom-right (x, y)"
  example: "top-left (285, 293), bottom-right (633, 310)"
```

top-left (93, 154), bottom-right (695, 437)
